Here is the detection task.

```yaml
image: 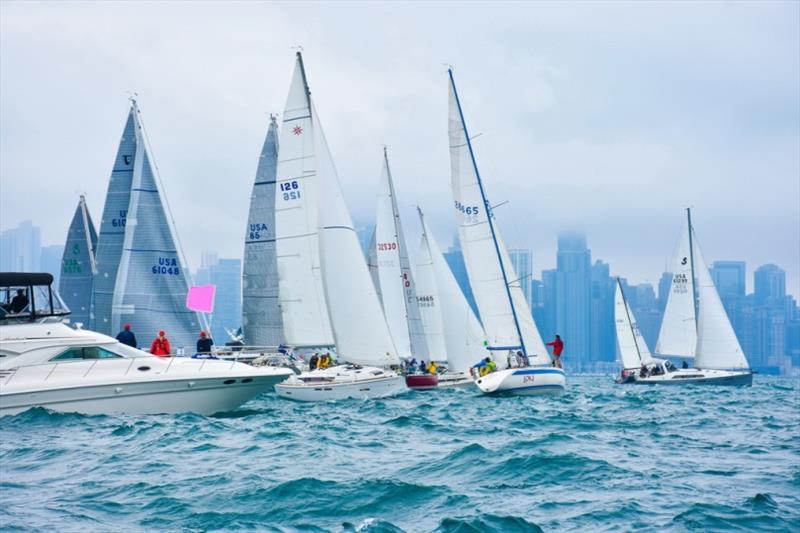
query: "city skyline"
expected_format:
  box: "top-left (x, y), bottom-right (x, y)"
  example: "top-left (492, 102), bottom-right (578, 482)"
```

top-left (1, 2), bottom-right (798, 298)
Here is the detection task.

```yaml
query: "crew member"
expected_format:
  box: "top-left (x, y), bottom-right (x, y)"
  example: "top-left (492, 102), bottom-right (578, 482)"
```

top-left (9, 289), bottom-right (29, 314)
top-left (196, 331), bottom-right (213, 354)
top-left (116, 324), bottom-right (137, 348)
top-left (546, 335), bottom-right (564, 368)
top-left (150, 330), bottom-right (171, 357)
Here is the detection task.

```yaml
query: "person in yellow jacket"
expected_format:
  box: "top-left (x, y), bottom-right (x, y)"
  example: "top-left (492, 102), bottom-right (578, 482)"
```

top-left (427, 361), bottom-right (439, 374)
top-left (317, 352), bottom-right (333, 369)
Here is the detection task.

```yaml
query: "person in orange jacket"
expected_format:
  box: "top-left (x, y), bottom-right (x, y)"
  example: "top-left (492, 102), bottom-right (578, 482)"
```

top-left (546, 334), bottom-right (564, 368)
top-left (150, 330), bottom-right (171, 357)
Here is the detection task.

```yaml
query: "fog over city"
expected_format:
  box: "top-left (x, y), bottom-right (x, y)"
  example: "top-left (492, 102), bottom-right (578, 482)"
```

top-left (1, 1), bottom-right (798, 295)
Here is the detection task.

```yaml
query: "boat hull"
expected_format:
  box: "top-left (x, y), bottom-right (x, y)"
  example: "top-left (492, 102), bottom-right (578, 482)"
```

top-left (405, 374), bottom-right (439, 390)
top-left (275, 367), bottom-right (406, 402)
top-left (618, 368), bottom-right (753, 387)
top-left (436, 372), bottom-right (474, 388)
top-left (0, 372), bottom-right (290, 416)
top-left (475, 367), bottom-right (566, 396)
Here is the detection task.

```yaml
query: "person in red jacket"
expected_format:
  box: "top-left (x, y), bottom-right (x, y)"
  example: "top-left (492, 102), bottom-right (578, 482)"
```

top-left (546, 334), bottom-right (564, 368)
top-left (150, 330), bottom-right (171, 357)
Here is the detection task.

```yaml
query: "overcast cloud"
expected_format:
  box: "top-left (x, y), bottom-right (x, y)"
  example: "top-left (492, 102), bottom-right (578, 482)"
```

top-left (1, 1), bottom-right (798, 296)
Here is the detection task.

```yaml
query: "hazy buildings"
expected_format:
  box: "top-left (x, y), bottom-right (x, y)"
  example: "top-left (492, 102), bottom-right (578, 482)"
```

top-left (553, 231), bottom-right (592, 368)
top-left (508, 249), bottom-right (533, 306)
top-left (194, 254), bottom-right (242, 344)
top-left (443, 240), bottom-right (479, 319)
top-left (0, 220), bottom-right (41, 272)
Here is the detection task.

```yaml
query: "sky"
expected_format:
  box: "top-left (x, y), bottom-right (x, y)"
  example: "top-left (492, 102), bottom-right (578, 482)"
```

top-left (1, 1), bottom-right (798, 297)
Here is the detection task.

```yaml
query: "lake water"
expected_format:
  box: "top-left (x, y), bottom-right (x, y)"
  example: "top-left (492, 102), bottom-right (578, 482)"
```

top-left (1, 375), bottom-right (798, 532)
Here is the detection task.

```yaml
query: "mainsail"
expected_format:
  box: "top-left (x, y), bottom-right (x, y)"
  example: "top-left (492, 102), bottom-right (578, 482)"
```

top-left (91, 107), bottom-right (136, 334)
top-left (372, 148), bottom-right (428, 360)
top-left (242, 114), bottom-right (284, 346)
top-left (655, 212), bottom-right (697, 358)
top-left (614, 279), bottom-right (653, 370)
top-left (59, 195), bottom-right (98, 326)
top-left (273, 53), bottom-right (334, 348)
top-left (416, 208), bottom-right (487, 373)
top-left (447, 69), bottom-right (549, 366)
top-left (110, 100), bottom-right (201, 350)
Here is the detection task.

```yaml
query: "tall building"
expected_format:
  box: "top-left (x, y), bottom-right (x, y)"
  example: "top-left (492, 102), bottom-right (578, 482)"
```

top-left (194, 255), bottom-right (242, 344)
top-left (508, 249), bottom-right (533, 306)
top-left (540, 268), bottom-right (558, 342)
top-left (754, 264), bottom-right (786, 305)
top-left (590, 260), bottom-right (615, 362)
top-left (554, 232), bottom-right (591, 368)
top-left (657, 272), bottom-right (672, 312)
top-left (0, 220), bottom-right (41, 272)
top-left (710, 261), bottom-right (746, 299)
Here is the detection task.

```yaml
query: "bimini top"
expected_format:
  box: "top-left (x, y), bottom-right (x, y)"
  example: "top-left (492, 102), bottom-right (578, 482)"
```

top-left (0, 273), bottom-right (54, 287)
top-left (0, 272), bottom-right (70, 322)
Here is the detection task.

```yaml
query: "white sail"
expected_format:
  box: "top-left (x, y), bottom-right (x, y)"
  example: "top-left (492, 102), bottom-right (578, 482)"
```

top-left (111, 100), bottom-right (201, 349)
top-left (373, 149), bottom-right (429, 360)
top-left (615, 280), bottom-right (654, 369)
top-left (693, 239), bottom-right (749, 370)
top-left (655, 216), bottom-right (697, 358)
top-left (242, 115), bottom-right (284, 346)
top-left (417, 209), bottom-right (487, 373)
top-left (274, 54), bottom-right (334, 348)
top-left (315, 107), bottom-right (398, 367)
top-left (59, 195), bottom-right (98, 326)
top-left (367, 226), bottom-right (382, 304)
top-left (447, 71), bottom-right (549, 366)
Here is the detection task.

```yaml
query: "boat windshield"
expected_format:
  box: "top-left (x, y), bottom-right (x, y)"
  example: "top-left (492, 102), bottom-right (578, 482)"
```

top-left (0, 273), bottom-right (70, 323)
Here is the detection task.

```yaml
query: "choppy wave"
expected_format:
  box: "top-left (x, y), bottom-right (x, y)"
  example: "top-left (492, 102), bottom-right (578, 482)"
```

top-left (1, 376), bottom-right (798, 531)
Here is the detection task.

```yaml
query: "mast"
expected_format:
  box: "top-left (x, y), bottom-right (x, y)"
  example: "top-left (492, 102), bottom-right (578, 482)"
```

top-left (384, 147), bottom-right (412, 347)
top-left (448, 69), bottom-right (527, 356)
top-left (618, 278), bottom-right (642, 363)
top-left (686, 207), bottom-right (699, 333)
top-left (296, 52), bottom-right (312, 121)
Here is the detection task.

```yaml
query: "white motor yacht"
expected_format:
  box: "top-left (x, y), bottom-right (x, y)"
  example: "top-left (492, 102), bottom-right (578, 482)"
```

top-left (274, 364), bottom-right (405, 402)
top-left (0, 273), bottom-right (293, 416)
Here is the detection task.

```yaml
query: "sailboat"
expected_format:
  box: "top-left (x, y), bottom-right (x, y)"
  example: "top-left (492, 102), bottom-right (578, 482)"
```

top-left (242, 114), bottom-right (284, 347)
top-left (630, 208), bottom-right (753, 386)
top-left (272, 53), bottom-right (405, 401)
top-left (59, 195), bottom-right (98, 327)
top-left (90, 100), bottom-right (202, 351)
top-left (415, 208), bottom-right (488, 387)
top-left (447, 69), bottom-right (565, 395)
top-left (613, 278), bottom-right (668, 383)
top-left (370, 148), bottom-right (432, 389)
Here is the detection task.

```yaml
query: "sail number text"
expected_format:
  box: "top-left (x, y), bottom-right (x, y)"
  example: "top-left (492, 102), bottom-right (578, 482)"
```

top-left (455, 201), bottom-right (480, 222)
top-left (377, 242), bottom-right (397, 251)
top-left (280, 180), bottom-right (301, 201)
top-left (152, 257), bottom-right (180, 276)
top-left (249, 223), bottom-right (268, 241)
top-left (112, 209), bottom-right (128, 228)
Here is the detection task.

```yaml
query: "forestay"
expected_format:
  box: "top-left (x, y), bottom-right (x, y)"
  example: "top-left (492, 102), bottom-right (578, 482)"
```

top-left (417, 209), bottom-right (487, 373)
top-left (655, 217), bottom-right (697, 358)
top-left (273, 54), bottom-right (334, 348)
top-left (316, 109), bottom-right (399, 367)
top-left (373, 149), bottom-right (428, 360)
top-left (447, 71), bottom-right (549, 366)
top-left (693, 240), bottom-right (749, 370)
top-left (615, 280), bottom-right (653, 369)
top-left (91, 108), bottom-right (136, 335)
top-left (111, 101), bottom-right (201, 350)
top-left (59, 195), bottom-right (98, 327)
top-left (242, 115), bottom-right (284, 346)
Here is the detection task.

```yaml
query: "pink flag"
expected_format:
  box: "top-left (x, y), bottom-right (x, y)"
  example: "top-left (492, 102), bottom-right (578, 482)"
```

top-left (186, 285), bottom-right (216, 313)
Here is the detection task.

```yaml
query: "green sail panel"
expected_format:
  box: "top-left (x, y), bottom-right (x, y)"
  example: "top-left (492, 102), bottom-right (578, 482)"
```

top-left (59, 195), bottom-right (98, 326)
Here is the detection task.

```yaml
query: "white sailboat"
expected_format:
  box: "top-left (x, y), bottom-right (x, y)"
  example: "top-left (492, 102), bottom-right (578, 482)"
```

top-left (628, 208), bottom-right (752, 386)
top-left (272, 53), bottom-right (405, 401)
top-left (415, 208), bottom-right (488, 387)
top-left (447, 69), bottom-right (565, 395)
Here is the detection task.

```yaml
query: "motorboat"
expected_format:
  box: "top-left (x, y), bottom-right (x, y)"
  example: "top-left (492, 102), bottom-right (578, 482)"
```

top-left (274, 364), bottom-right (405, 401)
top-left (0, 273), bottom-right (293, 416)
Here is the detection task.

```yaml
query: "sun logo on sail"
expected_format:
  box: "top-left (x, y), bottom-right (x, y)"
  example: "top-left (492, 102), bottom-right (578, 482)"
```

top-left (292, 125), bottom-right (303, 136)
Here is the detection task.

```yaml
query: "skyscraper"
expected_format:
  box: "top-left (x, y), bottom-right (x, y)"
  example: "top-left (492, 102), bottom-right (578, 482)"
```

top-left (710, 261), bottom-right (746, 299)
top-left (554, 231), bottom-right (591, 368)
top-left (754, 264), bottom-right (786, 304)
top-left (443, 240), bottom-right (479, 319)
top-left (590, 260), bottom-right (615, 362)
top-left (0, 220), bottom-right (41, 272)
top-left (508, 248), bottom-right (533, 306)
